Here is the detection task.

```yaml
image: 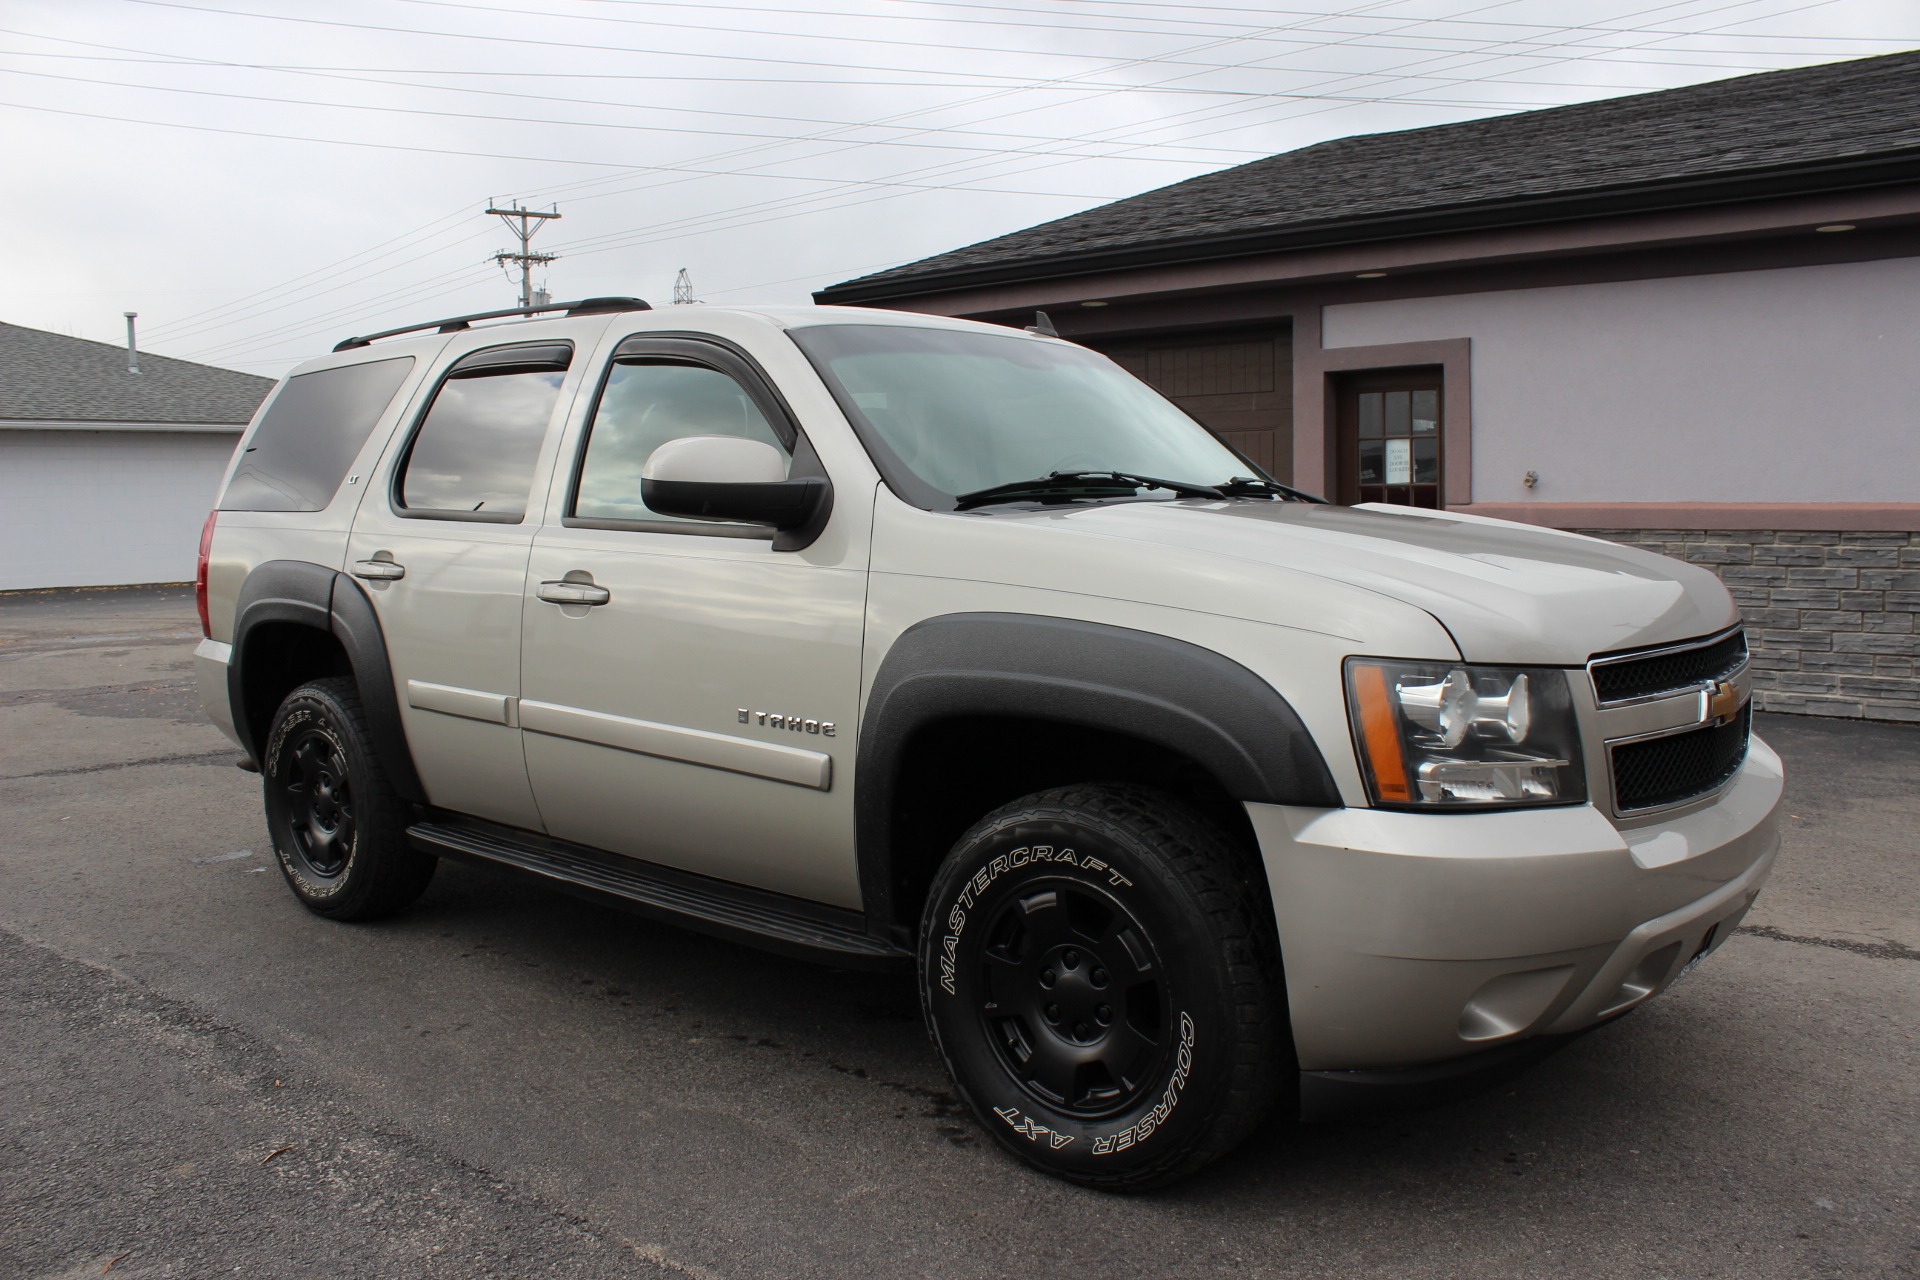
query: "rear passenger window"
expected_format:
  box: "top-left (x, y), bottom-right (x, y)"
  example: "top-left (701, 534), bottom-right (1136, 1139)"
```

top-left (220, 357), bottom-right (413, 512)
top-left (397, 350), bottom-right (570, 521)
top-left (573, 361), bottom-right (789, 523)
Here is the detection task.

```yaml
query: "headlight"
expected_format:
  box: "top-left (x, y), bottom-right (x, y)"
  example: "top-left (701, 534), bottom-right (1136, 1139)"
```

top-left (1344, 658), bottom-right (1586, 808)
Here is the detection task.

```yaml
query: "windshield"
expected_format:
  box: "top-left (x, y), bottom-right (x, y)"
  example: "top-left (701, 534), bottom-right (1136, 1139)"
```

top-left (788, 323), bottom-right (1255, 509)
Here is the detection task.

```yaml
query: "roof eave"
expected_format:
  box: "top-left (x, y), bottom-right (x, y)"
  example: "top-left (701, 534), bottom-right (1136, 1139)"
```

top-left (814, 147), bottom-right (1920, 305)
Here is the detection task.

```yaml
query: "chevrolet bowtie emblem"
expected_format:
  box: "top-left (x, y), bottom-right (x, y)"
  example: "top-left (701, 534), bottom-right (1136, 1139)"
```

top-left (1706, 678), bottom-right (1748, 726)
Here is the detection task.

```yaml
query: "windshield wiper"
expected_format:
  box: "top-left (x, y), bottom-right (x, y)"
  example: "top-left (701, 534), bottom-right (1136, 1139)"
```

top-left (954, 470), bottom-right (1225, 511)
top-left (1217, 475), bottom-right (1328, 503)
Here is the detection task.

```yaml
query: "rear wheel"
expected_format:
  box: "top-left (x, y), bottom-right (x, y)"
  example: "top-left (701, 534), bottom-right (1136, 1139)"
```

top-left (919, 784), bottom-right (1289, 1190)
top-left (262, 677), bottom-right (434, 920)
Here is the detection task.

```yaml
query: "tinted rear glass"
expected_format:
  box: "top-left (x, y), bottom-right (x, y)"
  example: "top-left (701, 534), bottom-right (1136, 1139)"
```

top-left (220, 357), bottom-right (414, 512)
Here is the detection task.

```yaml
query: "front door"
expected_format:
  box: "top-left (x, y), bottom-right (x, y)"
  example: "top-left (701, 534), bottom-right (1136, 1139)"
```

top-left (347, 338), bottom-right (582, 832)
top-left (1336, 369), bottom-right (1443, 508)
top-left (517, 336), bottom-right (867, 908)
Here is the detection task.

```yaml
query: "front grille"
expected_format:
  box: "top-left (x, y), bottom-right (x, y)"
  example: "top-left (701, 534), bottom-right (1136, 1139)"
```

top-left (1590, 628), bottom-right (1748, 704)
top-left (1611, 704), bottom-right (1751, 812)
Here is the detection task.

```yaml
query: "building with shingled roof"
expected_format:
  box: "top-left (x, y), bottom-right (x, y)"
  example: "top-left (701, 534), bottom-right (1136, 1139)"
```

top-left (818, 50), bottom-right (1920, 722)
top-left (0, 322), bottom-right (271, 591)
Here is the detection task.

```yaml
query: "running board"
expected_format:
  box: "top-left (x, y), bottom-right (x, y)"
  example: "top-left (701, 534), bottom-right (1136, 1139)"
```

top-left (407, 818), bottom-right (909, 969)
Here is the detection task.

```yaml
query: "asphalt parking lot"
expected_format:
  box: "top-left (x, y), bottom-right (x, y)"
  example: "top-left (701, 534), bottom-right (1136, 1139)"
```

top-left (2, 585), bottom-right (1915, 1280)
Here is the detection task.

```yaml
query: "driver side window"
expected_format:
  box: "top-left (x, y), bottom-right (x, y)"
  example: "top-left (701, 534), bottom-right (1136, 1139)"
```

top-left (572, 360), bottom-right (790, 524)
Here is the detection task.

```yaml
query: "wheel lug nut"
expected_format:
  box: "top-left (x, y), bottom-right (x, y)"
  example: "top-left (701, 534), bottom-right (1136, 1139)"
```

top-left (1039, 969), bottom-right (1056, 988)
top-left (1062, 950), bottom-right (1079, 968)
top-left (1091, 968), bottom-right (1108, 986)
top-left (1096, 1004), bottom-right (1112, 1023)
top-left (1045, 1003), bottom-right (1061, 1022)
top-left (1074, 1022), bottom-right (1091, 1039)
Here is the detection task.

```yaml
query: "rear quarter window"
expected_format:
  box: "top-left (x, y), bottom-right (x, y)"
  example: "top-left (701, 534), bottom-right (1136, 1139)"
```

top-left (221, 356), bottom-right (414, 512)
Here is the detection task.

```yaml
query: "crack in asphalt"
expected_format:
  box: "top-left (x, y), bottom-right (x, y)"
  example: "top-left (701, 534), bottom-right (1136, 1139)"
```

top-left (0, 630), bottom-right (202, 656)
top-left (1, 750), bottom-right (239, 781)
top-left (0, 678), bottom-right (196, 707)
top-left (1736, 923), bottom-right (1920, 963)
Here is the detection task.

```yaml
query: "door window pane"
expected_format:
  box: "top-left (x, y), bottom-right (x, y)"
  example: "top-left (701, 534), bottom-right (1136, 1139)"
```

top-left (1412, 436), bottom-right (1439, 484)
top-left (1411, 389), bottom-right (1438, 434)
top-left (1357, 440), bottom-right (1384, 486)
top-left (1384, 390), bottom-right (1410, 434)
top-left (574, 362), bottom-right (789, 523)
top-left (222, 357), bottom-right (413, 512)
top-left (1357, 392), bottom-right (1383, 438)
top-left (399, 369), bottom-right (564, 518)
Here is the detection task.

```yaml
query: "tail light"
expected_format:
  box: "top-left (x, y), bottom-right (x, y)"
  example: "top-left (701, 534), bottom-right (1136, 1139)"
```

top-left (195, 510), bottom-right (218, 638)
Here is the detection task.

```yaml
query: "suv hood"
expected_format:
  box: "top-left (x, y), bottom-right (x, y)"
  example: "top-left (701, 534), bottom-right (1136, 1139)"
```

top-left (1042, 500), bottom-right (1735, 665)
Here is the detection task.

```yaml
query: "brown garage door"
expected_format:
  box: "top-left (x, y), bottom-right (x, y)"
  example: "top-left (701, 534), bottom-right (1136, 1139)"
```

top-left (1092, 327), bottom-right (1293, 482)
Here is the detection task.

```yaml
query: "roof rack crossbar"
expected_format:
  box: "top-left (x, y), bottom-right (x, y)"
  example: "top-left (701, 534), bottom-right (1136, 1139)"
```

top-left (333, 296), bottom-right (650, 352)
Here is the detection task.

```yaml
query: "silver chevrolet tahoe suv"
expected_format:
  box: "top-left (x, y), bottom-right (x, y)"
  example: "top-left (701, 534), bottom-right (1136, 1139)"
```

top-left (194, 296), bottom-right (1780, 1190)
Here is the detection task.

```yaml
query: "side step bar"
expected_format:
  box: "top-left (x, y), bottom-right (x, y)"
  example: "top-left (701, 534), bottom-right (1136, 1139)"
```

top-left (408, 818), bottom-right (910, 970)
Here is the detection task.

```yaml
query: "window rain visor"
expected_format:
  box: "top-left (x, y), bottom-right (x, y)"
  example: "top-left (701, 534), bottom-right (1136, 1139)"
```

top-left (1345, 659), bottom-right (1586, 809)
top-left (788, 323), bottom-right (1253, 509)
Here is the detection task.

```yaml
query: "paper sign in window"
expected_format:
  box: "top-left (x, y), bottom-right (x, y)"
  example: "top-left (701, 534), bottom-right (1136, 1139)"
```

top-left (1386, 438), bottom-right (1412, 485)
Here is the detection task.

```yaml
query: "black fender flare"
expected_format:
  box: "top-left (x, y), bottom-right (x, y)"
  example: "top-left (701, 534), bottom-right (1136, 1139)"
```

top-left (856, 612), bottom-right (1340, 936)
top-left (228, 559), bottom-right (426, 805)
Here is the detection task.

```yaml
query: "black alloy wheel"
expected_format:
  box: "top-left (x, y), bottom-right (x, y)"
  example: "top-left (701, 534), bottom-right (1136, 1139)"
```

top-left (920, 784), bottom-right (1290, 1191)
top-left (978, 878), bottom-right (1170, 1119)
top-left (278, 724), bottom-right (356, 880)
top-left (261, 677), bottom-right (436, 921)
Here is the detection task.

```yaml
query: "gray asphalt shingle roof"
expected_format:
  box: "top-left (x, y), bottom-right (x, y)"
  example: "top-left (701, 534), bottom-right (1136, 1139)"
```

top-left (820, 50), bottom-right (1920, 301)
top-left (0, 322), bottom-right (273, 425)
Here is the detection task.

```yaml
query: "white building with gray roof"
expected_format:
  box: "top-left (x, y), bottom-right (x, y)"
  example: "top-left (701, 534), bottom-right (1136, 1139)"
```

top-left (0, 322), bottom-right (271, 591)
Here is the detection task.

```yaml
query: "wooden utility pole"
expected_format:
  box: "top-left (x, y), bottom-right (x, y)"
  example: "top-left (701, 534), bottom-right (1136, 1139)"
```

top-left (487, 202), bottom-right (560, 309)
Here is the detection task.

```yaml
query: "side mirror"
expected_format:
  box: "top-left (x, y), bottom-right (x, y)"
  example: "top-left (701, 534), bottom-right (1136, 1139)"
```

top-left (641, 435), bottom-right (830, 533)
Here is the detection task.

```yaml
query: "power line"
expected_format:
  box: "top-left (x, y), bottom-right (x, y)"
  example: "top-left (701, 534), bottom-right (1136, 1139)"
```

top-left (0, 65), bottom-right (1322, 164)
top-left (143, 209), bottom-right (480, 339)
top-left (0, 98), bottom-right (1124, 200)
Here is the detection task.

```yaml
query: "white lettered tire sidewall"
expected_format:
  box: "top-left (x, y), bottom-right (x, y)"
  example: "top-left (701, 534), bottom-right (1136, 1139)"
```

top-left (920, 807), bottom-right (1249, 1185)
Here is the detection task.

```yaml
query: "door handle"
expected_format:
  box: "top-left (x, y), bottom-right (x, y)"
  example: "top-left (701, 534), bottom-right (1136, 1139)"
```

top-left (536, 580), bottom-right (611, 606)
top-left (350, 558), bottom-right (406, 581)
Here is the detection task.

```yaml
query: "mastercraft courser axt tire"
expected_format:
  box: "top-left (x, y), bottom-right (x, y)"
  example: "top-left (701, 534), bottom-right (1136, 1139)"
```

top-left (261, 677), bottom-right (436, 921)
top-left (919, 783), bottom-right (1290, 1191)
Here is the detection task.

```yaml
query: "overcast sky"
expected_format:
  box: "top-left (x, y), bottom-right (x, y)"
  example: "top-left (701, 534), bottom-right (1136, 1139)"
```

top-left (2, 0), bottom-right (1913, 376)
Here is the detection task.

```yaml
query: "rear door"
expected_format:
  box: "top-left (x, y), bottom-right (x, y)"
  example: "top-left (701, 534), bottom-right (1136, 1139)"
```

top-left (516, 333), bottom-right (869, 908)
top-left (346, 334), bottom-right (591, 832)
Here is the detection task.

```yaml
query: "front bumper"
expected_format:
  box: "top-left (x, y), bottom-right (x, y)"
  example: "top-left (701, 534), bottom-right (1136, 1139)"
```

top-left (1249, 735), bottom-right (1782, 1071)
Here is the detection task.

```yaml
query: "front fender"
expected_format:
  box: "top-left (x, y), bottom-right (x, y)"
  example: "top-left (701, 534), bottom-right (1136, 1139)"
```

top-left (856, 612), bottom-right (1340, 933)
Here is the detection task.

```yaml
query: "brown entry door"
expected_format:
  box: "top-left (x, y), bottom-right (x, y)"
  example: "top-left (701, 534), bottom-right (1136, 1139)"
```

top-left (1338, 369), bottom-right (1442, 508)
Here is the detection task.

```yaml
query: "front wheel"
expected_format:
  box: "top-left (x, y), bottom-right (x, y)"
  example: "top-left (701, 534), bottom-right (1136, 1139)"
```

top-left (261, 677), bottom-right (435, 921)
top-left (919, 784), bottom-right (1290, 1190)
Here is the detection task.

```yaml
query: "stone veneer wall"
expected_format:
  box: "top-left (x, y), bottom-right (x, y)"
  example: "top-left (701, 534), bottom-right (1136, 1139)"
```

top-left (1578, 530), bottom-right (1920, 723)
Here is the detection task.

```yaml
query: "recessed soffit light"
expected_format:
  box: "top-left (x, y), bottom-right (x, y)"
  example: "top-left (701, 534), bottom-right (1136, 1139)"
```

top-left (1080, 299), bottom-right (1109, 307)
top-left (1356, 271), bottom-right (1388, 279)
top-left (1814, 224), bottom-right (1857, 233)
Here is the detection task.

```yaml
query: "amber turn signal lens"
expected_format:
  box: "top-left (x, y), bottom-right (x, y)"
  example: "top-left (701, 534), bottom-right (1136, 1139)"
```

top-left (1352, 662), bottom-right (1411, 802)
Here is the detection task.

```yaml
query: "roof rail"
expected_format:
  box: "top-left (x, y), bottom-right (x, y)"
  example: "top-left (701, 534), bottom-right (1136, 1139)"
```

top-left (332, 296), bottom-right (651, 352)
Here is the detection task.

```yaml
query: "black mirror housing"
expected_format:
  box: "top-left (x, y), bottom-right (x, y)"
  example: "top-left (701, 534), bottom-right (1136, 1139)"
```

top-left (642, 475), bottom-right (832, 536)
